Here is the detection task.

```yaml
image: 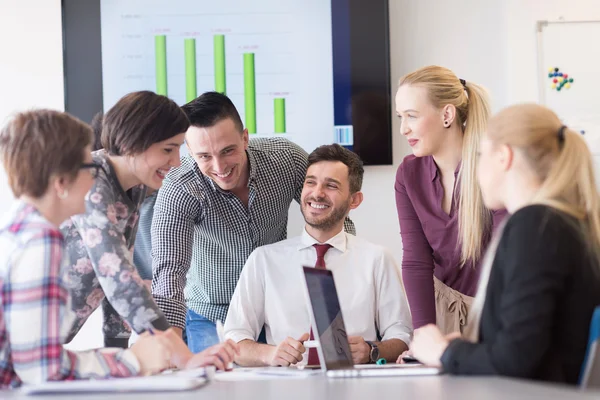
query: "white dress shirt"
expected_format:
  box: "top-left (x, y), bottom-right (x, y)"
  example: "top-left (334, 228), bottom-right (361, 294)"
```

top-left (224, 228), bottom-right (413, 359)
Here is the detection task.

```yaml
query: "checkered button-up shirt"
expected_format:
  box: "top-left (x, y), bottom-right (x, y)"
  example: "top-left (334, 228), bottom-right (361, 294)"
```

top-left (0, 201), bottom-right (139, 388)
top-left (152, 137), bottom-right (355, 329)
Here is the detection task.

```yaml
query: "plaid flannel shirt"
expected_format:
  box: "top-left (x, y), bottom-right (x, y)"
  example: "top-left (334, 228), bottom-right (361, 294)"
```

top-left (0, 201), bottom-right (140, 388)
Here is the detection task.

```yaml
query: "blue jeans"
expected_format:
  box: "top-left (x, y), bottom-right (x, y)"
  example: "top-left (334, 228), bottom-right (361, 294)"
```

top-left (184, 309), bottom-right (268, 353)
top-left (185, 309), bottom-right (220, 353)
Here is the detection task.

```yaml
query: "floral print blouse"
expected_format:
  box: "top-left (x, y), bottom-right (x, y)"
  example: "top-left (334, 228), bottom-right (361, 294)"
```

top-left (60, 150), bottom-right (170, 345)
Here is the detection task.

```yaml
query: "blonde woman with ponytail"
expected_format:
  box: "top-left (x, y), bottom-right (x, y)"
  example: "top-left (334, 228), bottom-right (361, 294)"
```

top-left (409, 103), bottom-right (600, 385)
top-left (394, 66), bottom-right (507, 334)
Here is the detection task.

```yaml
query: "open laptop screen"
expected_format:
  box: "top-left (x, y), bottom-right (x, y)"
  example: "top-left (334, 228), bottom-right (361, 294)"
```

top-left (303, 267), bottom-right (354, 369)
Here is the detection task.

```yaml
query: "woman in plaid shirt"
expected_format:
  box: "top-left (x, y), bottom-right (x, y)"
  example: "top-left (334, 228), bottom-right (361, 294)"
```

top-left (0, 110), bottom-right (184, 387)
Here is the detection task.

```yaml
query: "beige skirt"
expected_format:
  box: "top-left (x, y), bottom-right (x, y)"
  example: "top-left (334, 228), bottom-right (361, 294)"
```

top-left (434, 276), bottom-right (474, 335)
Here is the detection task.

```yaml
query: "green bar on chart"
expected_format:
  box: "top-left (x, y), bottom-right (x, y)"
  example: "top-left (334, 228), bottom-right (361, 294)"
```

top-left (184, 38), bottom-right (197, 102)
top-left (274, 98), bottom-right (286, 133)
top-left (214, 34), bottom-right (226, 94)
top-left (243, 53), bottom-right (257, 133)
top-left (155, 35), bottom-right (168, 96)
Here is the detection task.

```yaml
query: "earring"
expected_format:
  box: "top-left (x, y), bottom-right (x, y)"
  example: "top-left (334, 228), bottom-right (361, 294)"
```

top-left (444, 121), bottom-right (451, 128)
top-left (58, 189), bottom-right (69, 199)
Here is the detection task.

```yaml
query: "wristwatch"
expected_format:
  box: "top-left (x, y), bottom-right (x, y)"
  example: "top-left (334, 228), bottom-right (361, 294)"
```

top-left (365, 341), bottom-right (380, 363)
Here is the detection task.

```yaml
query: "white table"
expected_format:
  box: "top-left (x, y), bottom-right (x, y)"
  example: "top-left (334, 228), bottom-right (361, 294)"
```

top-left (2, 375), bottom-right (599, 399)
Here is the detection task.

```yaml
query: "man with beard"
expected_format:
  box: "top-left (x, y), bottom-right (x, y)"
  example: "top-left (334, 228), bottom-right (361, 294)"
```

top-left (152, 92), bottom-right (355, 353)
top-left (224, 144), bottom-right (413, 367)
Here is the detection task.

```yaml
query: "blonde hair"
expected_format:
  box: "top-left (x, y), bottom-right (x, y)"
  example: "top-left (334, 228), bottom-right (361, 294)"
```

top-left (488, 103), bottom-right (600, 251)
top-left (399, 66), bottom-right (493, 263)
top-left (466, 103), bottom-right (600, 341)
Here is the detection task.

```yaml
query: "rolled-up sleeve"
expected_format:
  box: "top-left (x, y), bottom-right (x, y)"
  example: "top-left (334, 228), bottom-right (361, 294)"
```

top-left (375, 249), bottom-right (413, 346)
top-left (224, 250), bottom-right (265, 343)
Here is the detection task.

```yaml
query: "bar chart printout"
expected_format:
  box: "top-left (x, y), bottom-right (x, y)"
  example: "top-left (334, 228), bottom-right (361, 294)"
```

top-left (152, 35), bottom-right (280, 136)
top-left (101, 0), bottom-right (336, 154)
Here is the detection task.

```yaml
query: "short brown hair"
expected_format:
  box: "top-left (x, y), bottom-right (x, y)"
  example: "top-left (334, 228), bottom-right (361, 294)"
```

top-left (0, 109), bottom-right (93, 198)
top-left (307, 144), bottom-right (364, 193)
top-left (102, 91), bottom-right (190, 156)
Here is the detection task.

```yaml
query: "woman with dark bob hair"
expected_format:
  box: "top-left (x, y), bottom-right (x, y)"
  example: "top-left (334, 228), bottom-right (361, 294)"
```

top-left (60, 91), bottom-right (238, 371)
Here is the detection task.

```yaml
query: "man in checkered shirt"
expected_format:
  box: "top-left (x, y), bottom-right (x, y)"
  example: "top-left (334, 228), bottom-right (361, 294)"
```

top-left (152, 92), bottom-right (355, 352)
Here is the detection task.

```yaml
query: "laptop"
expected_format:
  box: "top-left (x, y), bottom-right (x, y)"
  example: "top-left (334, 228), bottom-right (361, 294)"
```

top-left (302, 266), bottom-right (441, 378)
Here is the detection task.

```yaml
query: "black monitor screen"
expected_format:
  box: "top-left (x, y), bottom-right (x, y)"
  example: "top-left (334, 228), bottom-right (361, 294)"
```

top-left (63, 0), bottom-right (391, 165)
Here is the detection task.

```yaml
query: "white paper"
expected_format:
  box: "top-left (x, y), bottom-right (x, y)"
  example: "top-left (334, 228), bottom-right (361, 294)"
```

top-left (20, 375), bottom-right (207, 395)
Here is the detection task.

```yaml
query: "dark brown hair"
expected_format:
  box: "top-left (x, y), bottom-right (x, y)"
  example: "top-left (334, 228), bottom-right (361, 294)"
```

top-left (0, 109), bottom-right (93, 198)
top-left (90, 111), bottom-right (103, 151)
top-left (181, 91), bottom-right (243, 132)
top-left (101, 91), bottom-right (190, 156)
top-left (307, 144), bottom-right (364, 193)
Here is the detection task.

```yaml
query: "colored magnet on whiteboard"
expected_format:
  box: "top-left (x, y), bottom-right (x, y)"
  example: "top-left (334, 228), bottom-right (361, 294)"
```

top-left (548, 73), bottom-right (554, 78)
top-left (554, 67), bottom-right (559, 72)
top-left (551, 83), bottom-right (557, 89)
top-left (553, 78), bottom-right (558, 83)
top-left (563, 74), bottom-right (568, 79)
top-left (565, 83), bottom-right (571, 89)
top-left (558, 72), bottom-right (563, 77)
top-left (558, 77), bottom-right (563, 82)
top-left (581, 130), bottom-right (586, 135)
top-left (553, 72), bottom-right (559, 77)
top-left (557, 86), bottom-right (562, 91)
top-left (569, 78), bottom-right (574, 83)
top-left (548, 67), bottom-right (554, 73)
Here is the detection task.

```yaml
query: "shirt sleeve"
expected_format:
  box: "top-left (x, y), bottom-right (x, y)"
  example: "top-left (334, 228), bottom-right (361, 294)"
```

top-left (224, 249), bottom-right (265, 343)
top-left (375, 249), bottom-right (413, 346)
top-left (394, 163), bottom-right (436, 328)
top-left (5, 231), bottom-right (140, 385)
top-left (151, 180), bottom-right (199, 330)
top-left (289, 140), bottom-right (356, 235)
top-left (440, 208), bottom-right (569, 378)
top-left (71, 183), bottom-right (170, 334)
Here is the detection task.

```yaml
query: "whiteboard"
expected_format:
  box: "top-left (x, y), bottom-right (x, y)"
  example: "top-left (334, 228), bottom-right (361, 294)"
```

top-left (537, 20), bottom-right (600, 159)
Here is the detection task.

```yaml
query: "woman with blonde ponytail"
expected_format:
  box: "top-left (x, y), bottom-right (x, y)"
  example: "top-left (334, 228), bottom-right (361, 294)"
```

top-left (409, 103), bottom-right (600, 385)
top-left (394, 66), bottom-right (507, 334)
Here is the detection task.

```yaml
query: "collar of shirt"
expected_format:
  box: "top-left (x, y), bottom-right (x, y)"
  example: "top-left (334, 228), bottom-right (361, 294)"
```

top-left (297, 227), bottom-right (348, 253)
top-left (428, 155), bottom-right (461, 182)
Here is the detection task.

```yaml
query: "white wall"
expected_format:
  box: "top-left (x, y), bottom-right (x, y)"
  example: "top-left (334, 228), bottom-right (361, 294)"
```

top-left (0, 0), bottom-right (65, 211)
top-left (504, 0), bottom-right (600, 104)
top-left (4, 0), bottom-right (600, 350)
top-left (0, 0), bottom-right (104, 351)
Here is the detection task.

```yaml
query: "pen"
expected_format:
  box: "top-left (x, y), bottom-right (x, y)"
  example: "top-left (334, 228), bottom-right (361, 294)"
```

top-left (144, 321), bottom-right (155, 335)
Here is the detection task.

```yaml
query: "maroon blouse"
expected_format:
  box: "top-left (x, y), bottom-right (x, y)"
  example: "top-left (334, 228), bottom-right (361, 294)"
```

top-left (395, 154), bottom-right (507, 328)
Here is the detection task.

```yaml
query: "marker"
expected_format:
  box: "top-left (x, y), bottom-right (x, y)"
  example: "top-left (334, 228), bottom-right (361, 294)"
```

top-left (303, 340), bottom-right (319, 348)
